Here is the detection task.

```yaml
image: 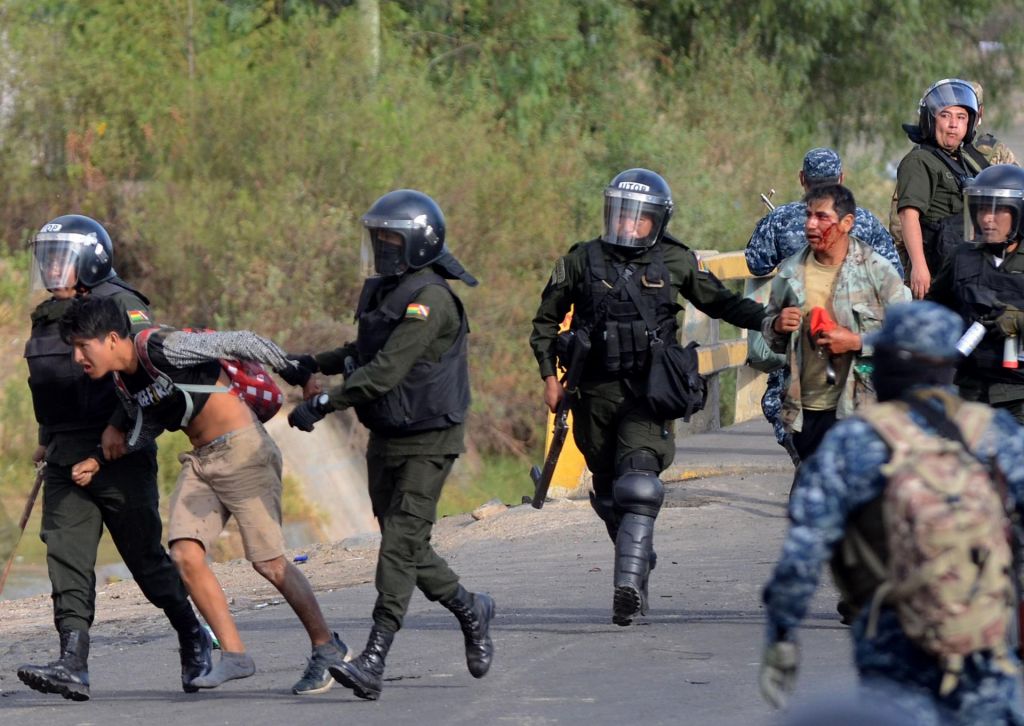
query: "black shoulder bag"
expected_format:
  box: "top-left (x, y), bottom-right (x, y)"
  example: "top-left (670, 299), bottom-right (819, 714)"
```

top-left (622, 275), bottom-right (707, 421)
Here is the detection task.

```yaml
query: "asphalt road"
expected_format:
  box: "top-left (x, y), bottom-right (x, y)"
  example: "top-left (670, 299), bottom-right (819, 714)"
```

top-left (0, 421), bottom-right (859, 725)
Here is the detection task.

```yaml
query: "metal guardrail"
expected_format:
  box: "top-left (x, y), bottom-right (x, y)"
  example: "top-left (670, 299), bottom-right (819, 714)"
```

top-left (679, 250), bottom-right (774, 433)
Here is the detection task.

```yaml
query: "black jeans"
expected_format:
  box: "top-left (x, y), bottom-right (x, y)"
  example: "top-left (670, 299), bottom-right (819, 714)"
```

top-left (41, 448), bottom-right (191, 633)
top-left (792, 408), bottom-right (838, 462)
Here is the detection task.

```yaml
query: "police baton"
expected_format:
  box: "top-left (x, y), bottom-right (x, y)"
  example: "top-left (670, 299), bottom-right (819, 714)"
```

top-left (0, 463), bottom-right (45, 597)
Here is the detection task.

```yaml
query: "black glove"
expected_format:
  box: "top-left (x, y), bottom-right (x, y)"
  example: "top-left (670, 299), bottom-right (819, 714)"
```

top-left (288, 393), bottom-right (332, 432)
top-left (278, 353), bottom-right (319, 387)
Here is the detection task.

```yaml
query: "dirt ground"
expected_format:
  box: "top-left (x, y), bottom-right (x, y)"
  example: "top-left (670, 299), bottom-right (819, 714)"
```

top-left (0, 498), bottom-right (590, 647)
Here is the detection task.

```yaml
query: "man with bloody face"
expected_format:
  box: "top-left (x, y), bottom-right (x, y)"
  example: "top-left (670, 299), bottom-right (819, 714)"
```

top-left (761, 184), bottom-right (909, 463)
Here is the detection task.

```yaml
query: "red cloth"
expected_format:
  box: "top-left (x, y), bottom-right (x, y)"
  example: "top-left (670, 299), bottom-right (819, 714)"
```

top-left (809, 307), bottom-right (837, 338)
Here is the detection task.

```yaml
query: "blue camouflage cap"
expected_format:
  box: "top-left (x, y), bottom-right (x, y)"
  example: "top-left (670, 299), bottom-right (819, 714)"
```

top-left (802, 147), bottom-right (842, 181)
top-left (865, 301), bottom-right (964, 359)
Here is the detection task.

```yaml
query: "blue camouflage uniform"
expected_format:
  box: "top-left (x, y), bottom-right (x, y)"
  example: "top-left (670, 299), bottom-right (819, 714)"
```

top-left (745, 148), bottom-right (903, 446)
top-left (762, 301), bottom-right (1024, 725)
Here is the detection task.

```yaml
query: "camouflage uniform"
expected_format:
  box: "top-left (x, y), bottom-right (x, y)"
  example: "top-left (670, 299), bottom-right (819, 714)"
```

top-left (762, 302), bottom-right (1024, 725)
top-left (746, 148), bottom-right (902, 446)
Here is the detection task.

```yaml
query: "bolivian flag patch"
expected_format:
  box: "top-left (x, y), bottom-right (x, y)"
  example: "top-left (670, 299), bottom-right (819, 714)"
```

top-left (405, 303), bottom-right (430, 321)
top-left (127, 310), bottom-right (150, 325)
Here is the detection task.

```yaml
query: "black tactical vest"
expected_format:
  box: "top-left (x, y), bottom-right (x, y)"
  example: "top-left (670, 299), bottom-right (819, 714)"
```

top-left (24, 279), bottom-right (149, 431)
top-left (353, 272), bottom-right (470, 435)
top-left (952, 247), bottom-right (1024, 381)
top-left (573, 242), bottom-right (680, 378)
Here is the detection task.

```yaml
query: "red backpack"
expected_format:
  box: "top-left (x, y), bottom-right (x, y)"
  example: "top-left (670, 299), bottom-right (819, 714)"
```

top-left (130, 326), bottom-right (283, 425)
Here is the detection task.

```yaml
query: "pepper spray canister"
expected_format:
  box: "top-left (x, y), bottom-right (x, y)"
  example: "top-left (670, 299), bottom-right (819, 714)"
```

top-left (956, 321), bottom-right (987, 356)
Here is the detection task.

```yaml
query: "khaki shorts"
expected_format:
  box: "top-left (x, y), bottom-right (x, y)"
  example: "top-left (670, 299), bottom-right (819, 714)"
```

top-left (168, 423), bottom-right (285, 563)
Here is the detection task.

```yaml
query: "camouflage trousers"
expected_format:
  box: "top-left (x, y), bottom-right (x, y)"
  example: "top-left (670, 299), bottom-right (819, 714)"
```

top-left (853, 610), bottom-right (1024, 725)
top-left (761, 369), bottom-right (787, 445)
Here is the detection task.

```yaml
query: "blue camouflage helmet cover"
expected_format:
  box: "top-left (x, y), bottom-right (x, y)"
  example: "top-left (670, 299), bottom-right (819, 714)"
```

top-left (802, 148), bottom-right (842, 182)
top-left (865, 301), bottom-right (963, 359)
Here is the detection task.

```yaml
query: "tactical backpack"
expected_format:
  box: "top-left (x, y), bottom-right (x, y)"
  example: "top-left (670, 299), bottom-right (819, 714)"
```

top-left (121, 327), bottom-right (283, 428)
top-left (853, 400), bottom-right (1016, 695)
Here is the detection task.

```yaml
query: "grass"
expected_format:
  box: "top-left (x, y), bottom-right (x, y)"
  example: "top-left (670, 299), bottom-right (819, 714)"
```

top-left (439, 454), bottom-right (535, 519)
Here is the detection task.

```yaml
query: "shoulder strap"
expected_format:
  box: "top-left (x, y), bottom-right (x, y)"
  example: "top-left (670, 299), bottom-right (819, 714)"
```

top-left (923, 144), bottom-right (976, 191)
top-left (962, 143), bottom-right (991, 174)
top-left (620, 249), bottom-right (666, 341)
top-left (582, 243), bottom-right (638, 332)
top-left (133, 327), bottom-right (228, 429)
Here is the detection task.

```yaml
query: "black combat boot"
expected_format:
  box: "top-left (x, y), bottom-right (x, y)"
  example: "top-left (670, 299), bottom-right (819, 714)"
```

top-left (613, 512), bottom-right (655, 626)
top-left (329, 626), bottom-right (394, 701)
top-left (17, 629), bottom-right (91, 701)
top-left (441, 585), bottom-right (496, 678)
top-left (178, 622), bottom-right (213, 693)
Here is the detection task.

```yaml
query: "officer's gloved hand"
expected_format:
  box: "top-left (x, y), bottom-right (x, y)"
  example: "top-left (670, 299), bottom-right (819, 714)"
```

top-left (993, 305), bottom-right (1024, 338)
top-left (288, 394), bottom-right (333, 432)
top-left (759, 640), bottom-right (799, 710)
top-left (278, 354), bottom-right (319, 387)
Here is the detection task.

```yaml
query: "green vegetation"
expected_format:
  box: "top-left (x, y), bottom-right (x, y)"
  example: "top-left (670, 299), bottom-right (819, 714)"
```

top-left (0, 0), bottom-right (1021, 522)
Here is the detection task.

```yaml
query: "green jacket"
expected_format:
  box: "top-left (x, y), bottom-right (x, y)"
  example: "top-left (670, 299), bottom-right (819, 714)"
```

top-left (316, 269), bottom-right (466, 456)
top-left (895, 145), bottom-right (983, 224)
top-left (530, 235), bottom-right (767, 381)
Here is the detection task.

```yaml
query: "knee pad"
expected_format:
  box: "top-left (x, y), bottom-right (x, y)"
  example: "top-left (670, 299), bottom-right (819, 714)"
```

top-left (612, 470), bottom-right (664, 518)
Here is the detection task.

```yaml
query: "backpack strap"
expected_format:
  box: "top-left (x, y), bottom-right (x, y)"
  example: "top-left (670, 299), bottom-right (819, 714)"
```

top-left (131, 327), bottom-right (229, 431)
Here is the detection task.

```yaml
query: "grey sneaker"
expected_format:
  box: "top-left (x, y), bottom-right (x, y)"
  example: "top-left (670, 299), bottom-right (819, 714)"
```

top-left (292, 633), bottom-right (348, 695)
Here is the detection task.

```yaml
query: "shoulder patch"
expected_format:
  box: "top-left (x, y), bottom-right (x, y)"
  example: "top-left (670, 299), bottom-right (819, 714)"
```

top-left (127, 310), bottom-right (150, 325)
top-left (405, 303), bottom-right (430, 321)
top-left (694, 253), bottom-right (707, 273)
top-left (551, 257), bottom-right (567, 286)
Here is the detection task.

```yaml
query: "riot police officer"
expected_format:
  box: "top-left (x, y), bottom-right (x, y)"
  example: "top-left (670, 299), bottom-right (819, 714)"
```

top-left (896, 78), bottom-right (989, 299)
top-left (530, 169), bottom-right (768, 626)
top-left (17, 215), bottom-right (210, 700)
top-left (286, 190), bottom-right (495, 700)
top-left (928, 164), bottom-right (1024, 424)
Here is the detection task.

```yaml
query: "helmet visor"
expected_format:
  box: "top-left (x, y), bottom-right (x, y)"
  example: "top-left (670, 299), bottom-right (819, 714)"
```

top-left (965, 187), bottom-right (1024, 245)
top-left (923, 79), bottom-right (977, 116)
top-left (601, 191), bottom-right (669, 248)
top-left (29, 235), bottom-right (88, 292)
top-left (360, 227), bottom-right (408, 277)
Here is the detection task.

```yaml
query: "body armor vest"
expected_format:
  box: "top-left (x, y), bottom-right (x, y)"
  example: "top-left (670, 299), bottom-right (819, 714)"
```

top-left (573, 242), bottom-right (680, 378)
top-left (952, 247), bottom-right (1024, 382)
top-left (353, 272), bottom-right (470, 435)
top-left (24, 279), bottom-right (148, 431)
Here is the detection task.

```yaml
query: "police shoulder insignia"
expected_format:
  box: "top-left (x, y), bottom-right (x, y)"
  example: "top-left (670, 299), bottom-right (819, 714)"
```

top-left (405, 303), bottom-right (430, 321)
top-left (127, 310), bottom-right (150, 324)
top-left (551, 257), bottom-right (567, 286)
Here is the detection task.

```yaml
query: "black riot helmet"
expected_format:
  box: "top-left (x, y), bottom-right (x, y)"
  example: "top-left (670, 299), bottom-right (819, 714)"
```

top-left (360, 189), bottom-right (477, 286)
top-left (917, 78), bottom-right (979, 146)
top-left (964, 164), bottom-right (1024, 249)
top-left (29, 214), bottom-right (115, 293)
top-left (601, 168), bottom-right (673, 248)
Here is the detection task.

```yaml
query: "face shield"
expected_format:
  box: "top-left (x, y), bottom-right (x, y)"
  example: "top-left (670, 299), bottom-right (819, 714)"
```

top-left (360, 227), bottom-right (408, 277)
top-left (29, 234), bottom-right (87, 294)
top-left (964, 186), bottom-right (1024, 246)
top-left (601, 191), bottom-right (670, 248)
top-left (923, 79), bottom-right (978, 118)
